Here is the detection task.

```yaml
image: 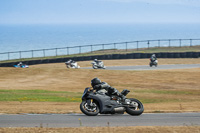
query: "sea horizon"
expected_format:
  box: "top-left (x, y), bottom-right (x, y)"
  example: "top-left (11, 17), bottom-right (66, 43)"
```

top-left (0, 23), bottom-right (200, 53)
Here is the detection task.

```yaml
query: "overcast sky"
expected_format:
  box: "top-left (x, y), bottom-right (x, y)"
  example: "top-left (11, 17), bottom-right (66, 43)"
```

top-left (0, 0), bottom-right (200, 24)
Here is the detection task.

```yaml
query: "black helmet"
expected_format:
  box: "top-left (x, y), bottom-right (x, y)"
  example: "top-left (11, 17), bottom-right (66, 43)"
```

top-left (91, 78), bottom-right (101, 87)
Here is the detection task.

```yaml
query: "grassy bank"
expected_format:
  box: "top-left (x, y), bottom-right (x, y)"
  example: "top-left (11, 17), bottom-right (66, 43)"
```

top-left (0, 59), bottom-right (200, 114)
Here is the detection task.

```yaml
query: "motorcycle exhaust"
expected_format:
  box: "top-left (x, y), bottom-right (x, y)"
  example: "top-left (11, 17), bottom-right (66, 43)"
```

top-left (114, 107), bottom-right (125, 114)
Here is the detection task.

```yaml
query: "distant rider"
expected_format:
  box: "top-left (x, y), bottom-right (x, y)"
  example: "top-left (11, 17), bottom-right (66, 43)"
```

top-left (94, 59), bottom-right (101, 65)
top-left (68, 59), bottom-right (75, 64)
top-left (150, 54), bottom-right (157, 62)
top-left (17, 62), bottom-right (23, 67)
top-left (91, 78), bottom-right (126, 102)
top-left (65, 59), bottom-right (75, 67)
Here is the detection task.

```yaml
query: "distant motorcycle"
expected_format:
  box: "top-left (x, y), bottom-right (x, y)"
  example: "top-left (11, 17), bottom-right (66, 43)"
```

top-left (91, 60), bottom-right (106, 69)
top-left (80, 88), bottom-right (144, 116)
top-left (149, 59), bottom-right (158, 67)
top-left (65, 60), bottom-right (80, 69)
top-left (14, 62), bottom-right (29, 68)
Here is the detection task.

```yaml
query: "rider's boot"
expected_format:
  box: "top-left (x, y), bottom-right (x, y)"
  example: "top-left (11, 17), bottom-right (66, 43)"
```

top-left (118, 94), bottom-right (127, 104)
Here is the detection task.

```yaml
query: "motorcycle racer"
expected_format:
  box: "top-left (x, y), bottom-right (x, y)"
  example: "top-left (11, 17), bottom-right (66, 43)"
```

top-left (91, 78), bottom-right (126, 102)
top-left (149, 54), bottom-right (158, 67)
top-left (150, 54), bottom-right (157, 62)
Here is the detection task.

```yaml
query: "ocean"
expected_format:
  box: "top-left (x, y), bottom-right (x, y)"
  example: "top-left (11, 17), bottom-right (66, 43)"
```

top-left (0, 23), bottom-right (200, 60)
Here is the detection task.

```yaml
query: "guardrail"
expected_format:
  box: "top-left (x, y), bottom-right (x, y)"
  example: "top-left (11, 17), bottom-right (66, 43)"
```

top-left (0, 38), bottom-right (200, 61)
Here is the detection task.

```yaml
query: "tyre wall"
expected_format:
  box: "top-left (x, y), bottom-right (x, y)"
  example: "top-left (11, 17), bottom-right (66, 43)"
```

top-left (0, 52), bottom-right (199, 67)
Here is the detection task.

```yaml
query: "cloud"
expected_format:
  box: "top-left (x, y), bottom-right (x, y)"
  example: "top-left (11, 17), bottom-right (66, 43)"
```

top-left (100, 0), bottom-right (200, 6)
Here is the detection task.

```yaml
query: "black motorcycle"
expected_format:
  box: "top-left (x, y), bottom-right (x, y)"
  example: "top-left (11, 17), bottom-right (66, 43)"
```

top-left (80, 88), bottom-right (144, 116)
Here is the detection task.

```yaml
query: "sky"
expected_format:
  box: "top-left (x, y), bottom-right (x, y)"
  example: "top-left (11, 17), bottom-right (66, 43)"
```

top-left (0, 0), bottom-right (200, 24)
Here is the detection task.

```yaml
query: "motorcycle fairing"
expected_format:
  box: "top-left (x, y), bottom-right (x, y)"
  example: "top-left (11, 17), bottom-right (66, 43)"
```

top-left (85, 92), bottom-right (122, 114)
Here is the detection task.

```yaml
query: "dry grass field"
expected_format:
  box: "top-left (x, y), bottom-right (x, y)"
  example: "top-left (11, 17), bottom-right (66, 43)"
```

top-left (0, 58), bottom-right (200, 132)
top-left (0, 58), bottom-right (200, 114)
top-left (0, 126), bottom-right (200, 133)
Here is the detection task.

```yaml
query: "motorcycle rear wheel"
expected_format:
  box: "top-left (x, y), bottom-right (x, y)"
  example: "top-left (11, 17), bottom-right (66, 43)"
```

top-left (126, 98), bottom-right (144, 116)
top-left (80, 100), bottom-right (99, 116)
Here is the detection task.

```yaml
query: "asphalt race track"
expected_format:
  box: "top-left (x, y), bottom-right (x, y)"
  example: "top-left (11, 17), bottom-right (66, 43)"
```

top-left (0, 113), bottom-right (200, 127)
top-left (82, 64), bottom-right (200, 70)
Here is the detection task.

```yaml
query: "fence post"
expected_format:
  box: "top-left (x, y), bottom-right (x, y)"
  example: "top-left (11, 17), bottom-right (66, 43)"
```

top-left (79, 46), bottom-right (81, 54)
top-left (147, 41), bottom-right (150, 49)
top-left (67, 47), bottom-right (69, 55)
top-left (125, 42), bottom-right (128, 52)
top-left (179, 39), bottom-right (182, 47)
top-left (43, 49), bottom-right (45, 57)
top-left (114, 43), bottom-right (116, 52)
top-left (102, 44), bottom-right (104, 53)
top-left (32, 50), bottom-right (34, 58)
top-left (19, 51), bottom-right (21, 59)
top-left (8, 52), bottom-right (10, 60)
top-left (91, 45), bottom-right (93, 53)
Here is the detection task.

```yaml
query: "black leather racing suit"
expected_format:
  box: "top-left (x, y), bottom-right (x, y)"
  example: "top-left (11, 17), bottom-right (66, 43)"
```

top-left (93, 82), bottom-right (125, 100)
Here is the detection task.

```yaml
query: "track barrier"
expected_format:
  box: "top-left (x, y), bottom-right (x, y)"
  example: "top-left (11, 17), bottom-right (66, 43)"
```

top-left (0, 52), bottom-right (199, 67)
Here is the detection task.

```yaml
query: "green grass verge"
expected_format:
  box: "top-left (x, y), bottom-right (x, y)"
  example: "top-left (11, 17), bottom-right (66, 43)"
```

top-left (134, 89), bottom-right (199, 95)
top-left (0, 90), bottom-right (82, 102)
top-left (127, 89), bottom-right (200, 103)
top-left (1, 89), bottom-right (199, 104)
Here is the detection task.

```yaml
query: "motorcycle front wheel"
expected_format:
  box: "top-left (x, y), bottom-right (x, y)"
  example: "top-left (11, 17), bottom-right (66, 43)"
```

top-left (126, 98), bottom-right (144, 116)
top-left (149, 63), bottom-right (152, 67)
top-left (80, 100), bottom-right (99, 116)
top-left (92, 65), bottom-right (98, 69)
